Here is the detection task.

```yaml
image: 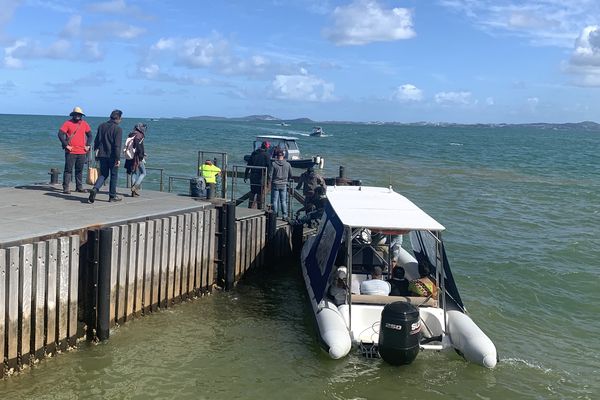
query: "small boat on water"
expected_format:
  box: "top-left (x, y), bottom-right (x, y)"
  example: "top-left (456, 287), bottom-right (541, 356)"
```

top-left (244, 135), bottom-right (324, 169)
top-left (300, 185), bottom-right (497, 368)
top-left (279, 122), bottom-right (290, 127)
top-left (310, 126), bottom-right (324, 137)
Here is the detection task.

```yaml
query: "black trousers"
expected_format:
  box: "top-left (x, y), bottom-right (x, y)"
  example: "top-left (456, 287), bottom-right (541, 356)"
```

top-left (63, 152), bottom-right (86, 190)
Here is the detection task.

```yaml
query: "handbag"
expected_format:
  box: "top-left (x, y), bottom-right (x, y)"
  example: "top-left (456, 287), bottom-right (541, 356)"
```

top-left (86, 150), bottom-right (98, 185)
top-left (87, 165), bottom-right (98, 185)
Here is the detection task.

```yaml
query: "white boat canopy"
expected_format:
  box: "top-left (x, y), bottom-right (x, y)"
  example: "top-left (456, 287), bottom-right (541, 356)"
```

top-left (256, 135), bottom-right (299, 140)
top-left (326, 186), bottom-right (445, 232)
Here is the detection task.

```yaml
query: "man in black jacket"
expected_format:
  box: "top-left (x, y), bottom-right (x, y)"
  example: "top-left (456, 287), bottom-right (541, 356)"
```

top-left (89, 109), bottom-right (123, 203)
top-left (244, 141), bottom-right (271, 209)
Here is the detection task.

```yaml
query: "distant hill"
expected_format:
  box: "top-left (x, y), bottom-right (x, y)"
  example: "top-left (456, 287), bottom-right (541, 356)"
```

top-left (184, 115), bottom-right (598, 129)
top-left (187, 115), bottom-right (315, 123)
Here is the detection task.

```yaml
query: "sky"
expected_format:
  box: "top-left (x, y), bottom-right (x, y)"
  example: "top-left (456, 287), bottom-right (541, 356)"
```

top-left (1, 0), bottom-right (600, 123)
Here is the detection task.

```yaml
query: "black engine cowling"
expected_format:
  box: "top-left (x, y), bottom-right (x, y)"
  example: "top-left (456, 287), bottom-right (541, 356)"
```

top-left (378, 301), bottom-right (421, 365)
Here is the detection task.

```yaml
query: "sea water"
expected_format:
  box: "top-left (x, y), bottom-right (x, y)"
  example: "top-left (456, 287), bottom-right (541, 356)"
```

top-left (0, 114), bottom-right (598, 399)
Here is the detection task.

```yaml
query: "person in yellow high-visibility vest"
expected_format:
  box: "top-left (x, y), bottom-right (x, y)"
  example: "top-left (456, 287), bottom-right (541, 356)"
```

top-left (200, 159), bottom-right (221, 199)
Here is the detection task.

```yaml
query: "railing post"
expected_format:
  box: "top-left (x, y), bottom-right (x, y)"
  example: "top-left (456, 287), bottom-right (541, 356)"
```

top-left (49, 168), bottom-right (60, 184)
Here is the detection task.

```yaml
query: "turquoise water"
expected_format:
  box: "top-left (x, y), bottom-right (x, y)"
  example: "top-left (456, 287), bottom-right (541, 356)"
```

top-left (0, 114), bottom-right (599, 399)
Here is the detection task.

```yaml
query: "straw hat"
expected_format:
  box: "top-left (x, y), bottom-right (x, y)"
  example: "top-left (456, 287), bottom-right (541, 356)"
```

top-left (70, 106), bottom-right (85, 116)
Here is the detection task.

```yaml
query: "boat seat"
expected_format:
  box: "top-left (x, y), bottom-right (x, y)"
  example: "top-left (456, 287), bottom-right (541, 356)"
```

top-left (351, 274), bottom-right (367, 294)
top-left (351, 294), bottom-right (437, 307)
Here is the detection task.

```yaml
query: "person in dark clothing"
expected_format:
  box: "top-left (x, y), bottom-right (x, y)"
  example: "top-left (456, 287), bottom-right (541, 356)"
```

top-left (389, 262), bottom-right (411, 296)
top-left (124, 123), bottom-right (147, 197)
top-left (244, 141), bottom-right (271, 209)
top-left (294, 185), bottom-right (326, 227)
top-left (295, 166), bottom-right (326, 215)
top-left (57, 106), bottom-right (92, 194)
top-left (88, 109), bottom-right (123, 203)
top-left (268, 148), bottom-right (293, 219)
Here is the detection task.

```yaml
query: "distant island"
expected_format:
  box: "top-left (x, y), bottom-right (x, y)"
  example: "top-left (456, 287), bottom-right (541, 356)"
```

top-left (180, 115), bottom-right (600, 130)
top-left (186, 115), bottom-right (314, 124)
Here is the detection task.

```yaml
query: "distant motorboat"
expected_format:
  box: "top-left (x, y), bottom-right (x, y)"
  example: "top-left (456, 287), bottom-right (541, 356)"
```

top-left (300, 186), bottom-right (497, 368)
top-left (280, 122), bottom-right (290, 127)
top-left (310, 126), bottom-right (324, 137)
top-left (243, 135), bottom-right (324, 169)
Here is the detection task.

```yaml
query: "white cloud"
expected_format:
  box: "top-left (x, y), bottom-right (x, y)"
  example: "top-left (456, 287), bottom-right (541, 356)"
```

top-left (179, 37), bottom-right (230, 68)
top-left (485, 97), bottom-right (495, 106)
top-left (392, 84), bottom-right (423, 102)
top-left (3, 39), bottom-right (26, 68)
top-left (149, 35), bottom-right (294, 78)
top-left (571, 26), bottom-right (600, 66)
top-left (434, 91), bottom-right (472, 105)
top-left (136, 62), bottom-right (213, 86)
top-left (83, 41), bottom-right (103, 61)
top-left (439, 1), bottom-right (599, 47)
top-left (152, 38), bottom-right (175, 51)
top-left (323, 0), bottom-right (415, 45)
top-left (567, 25), bottom-right (600, 86)
top-left (270, 73), bottom-right (335, 102)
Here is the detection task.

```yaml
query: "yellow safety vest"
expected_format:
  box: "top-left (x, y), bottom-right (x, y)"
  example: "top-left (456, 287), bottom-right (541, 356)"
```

top-left (200, 164), bottom-right (221, 183)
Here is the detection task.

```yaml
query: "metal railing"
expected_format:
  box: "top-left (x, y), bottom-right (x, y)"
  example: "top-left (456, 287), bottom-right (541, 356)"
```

top-left (168, 175), bottom-right (194, 194)
top-left (229, 165), bottom-right (268, 210)
top-left (145, 167), bottom-right (164, 192)
top-left (125, 166), bottom-right (165, 192)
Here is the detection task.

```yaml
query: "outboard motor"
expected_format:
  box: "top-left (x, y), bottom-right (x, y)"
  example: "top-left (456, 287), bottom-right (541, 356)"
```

top-left (378, 302), bottom-right (421, 365)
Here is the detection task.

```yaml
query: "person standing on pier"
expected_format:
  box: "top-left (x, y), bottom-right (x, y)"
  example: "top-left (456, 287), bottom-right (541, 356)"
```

top-left (88, 109), bottom-right (123, 203)
top-left (268, 148), bottom-right (293, 220)
top-left (124, 123), bottom-right (147, 197)
top-left (57, 106), bottom-right (92, 194)
top-left (244, 141), bottom-right (271, 209)
top-left (200, 159), bottom-right (221, 199)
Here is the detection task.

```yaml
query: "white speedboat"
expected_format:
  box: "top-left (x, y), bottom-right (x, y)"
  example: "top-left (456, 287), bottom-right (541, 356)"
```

top-left (300, 185), bottom-right (497, 368)
top-left (310, 126), bottom-right (324, 136)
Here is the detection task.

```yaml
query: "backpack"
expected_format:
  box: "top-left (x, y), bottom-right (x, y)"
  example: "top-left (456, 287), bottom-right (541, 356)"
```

top-left (123, 136), bottom-right (136, 160)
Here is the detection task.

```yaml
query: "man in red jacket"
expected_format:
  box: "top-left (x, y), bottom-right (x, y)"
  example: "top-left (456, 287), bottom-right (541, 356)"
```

top-left (57, 106), bottom-right (92, 194)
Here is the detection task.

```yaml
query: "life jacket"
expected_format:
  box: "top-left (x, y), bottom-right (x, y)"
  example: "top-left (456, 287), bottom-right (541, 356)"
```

top-left (200, 163), bottom-right (221, 183)
top-left (408, 277), bottom-right (437, 298)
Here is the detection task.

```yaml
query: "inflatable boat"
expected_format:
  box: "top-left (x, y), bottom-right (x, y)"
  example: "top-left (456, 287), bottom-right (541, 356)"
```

top-left (300, 186), bottom-right (497, 368)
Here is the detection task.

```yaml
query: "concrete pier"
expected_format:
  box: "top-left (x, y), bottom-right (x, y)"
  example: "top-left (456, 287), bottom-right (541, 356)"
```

top-left (0, 183), bottom-right (291, 377)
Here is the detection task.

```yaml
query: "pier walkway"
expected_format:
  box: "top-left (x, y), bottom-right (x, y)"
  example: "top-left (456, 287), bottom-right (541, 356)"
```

top-left (0, 184), bottom-right (212, 247)
top-left (0, 183), bottom-right (291, 377)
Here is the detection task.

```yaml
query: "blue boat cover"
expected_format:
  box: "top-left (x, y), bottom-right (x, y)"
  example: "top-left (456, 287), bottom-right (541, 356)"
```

top-left (305, 202), bottom-right (345, 303)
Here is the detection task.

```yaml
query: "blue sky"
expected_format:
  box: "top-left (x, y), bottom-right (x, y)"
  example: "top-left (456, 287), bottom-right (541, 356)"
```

top-left (1, 0), bottom-right (600, 123)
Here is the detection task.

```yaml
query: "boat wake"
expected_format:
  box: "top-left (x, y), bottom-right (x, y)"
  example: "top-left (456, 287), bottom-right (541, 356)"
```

top-left (502, 357), bottom-right (552, 373)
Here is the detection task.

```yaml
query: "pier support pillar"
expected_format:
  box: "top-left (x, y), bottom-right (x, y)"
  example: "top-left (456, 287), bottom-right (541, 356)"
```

top-left (224, 202), bottom-right (236, 290)
top-left (85, 229), bottom-right (100, 341)
top-left (97, 228), bottom-right (112, 341)
top-left (292, 223), bottom-right (303, 259)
